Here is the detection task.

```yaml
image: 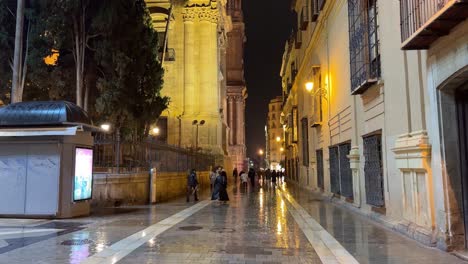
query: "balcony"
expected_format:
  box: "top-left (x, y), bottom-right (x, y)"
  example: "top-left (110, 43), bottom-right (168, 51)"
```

top-left (312, 0), bottom-right (326, 22)
top-left (300, 5), bottom-right (310, 30)
top-left (400, 0), bottom-right (468, 50)
top-left (295, 30), bottom-right (302, 49)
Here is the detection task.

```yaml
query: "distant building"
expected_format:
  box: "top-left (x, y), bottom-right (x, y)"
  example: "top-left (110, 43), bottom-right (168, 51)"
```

top-left (226, 0), bottom-right (248, 171)
top-left (266, 96), bottom-right (283, 171)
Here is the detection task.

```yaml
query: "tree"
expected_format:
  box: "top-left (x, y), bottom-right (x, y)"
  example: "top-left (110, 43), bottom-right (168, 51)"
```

top-left (37, 0), bottom-right (104, 110)
top-left (94, 0), bottom-right (169, 140)
top-left (0, 0), bottom-right (15, 104)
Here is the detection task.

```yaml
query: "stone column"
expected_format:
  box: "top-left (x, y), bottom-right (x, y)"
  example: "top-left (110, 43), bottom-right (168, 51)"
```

top-left (236, 96), bottom-right (245, 145)
top-left (347, 146), bottom-right (361, 208)
top-left (198, 8), bottom-right (219, 117)
top-left (237, 95), bottom-right (245, 145)
top-left (183, 9), bottom-right (196, 116)
top-left (228, 96), bottom-right (235, 145)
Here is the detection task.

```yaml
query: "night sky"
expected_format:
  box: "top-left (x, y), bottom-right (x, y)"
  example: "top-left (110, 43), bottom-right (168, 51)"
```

top-left (243, 0), bottom-right (293, 158)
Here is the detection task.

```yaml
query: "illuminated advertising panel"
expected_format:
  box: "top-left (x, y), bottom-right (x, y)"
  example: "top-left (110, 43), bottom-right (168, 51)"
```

top-left (73, 147), bottom-right (93, 201)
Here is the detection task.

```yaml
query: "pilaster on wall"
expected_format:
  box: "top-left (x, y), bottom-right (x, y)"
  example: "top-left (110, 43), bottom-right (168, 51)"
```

top-left (392, 131), bottom-right (435, 245)
top-left (348, 146), bottom-right (361, 208)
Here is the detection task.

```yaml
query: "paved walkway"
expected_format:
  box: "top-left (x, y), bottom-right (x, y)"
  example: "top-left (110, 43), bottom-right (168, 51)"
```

top-left (0, 180), bottom-right (464, 264)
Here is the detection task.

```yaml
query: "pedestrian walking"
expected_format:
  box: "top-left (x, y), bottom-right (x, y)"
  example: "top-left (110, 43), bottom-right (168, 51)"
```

top-left (186, 169), bottom-right (199, 202)
top-left (218, 171), bottom-right (229, 203)
top-left (211, 166), bottom-right (222, 200)
top-left (265, 168), bottom-right (271, 181)
top-left (233, 168), bottom-right (238, 183)
top-left (210, 167), bottom-right (217, 191)
top-left (248, 168), bottom-right (256, 187)
top-left (272, 170), bottom-right (277, 184)
top-left (240, 170), bottom-right (248, 188)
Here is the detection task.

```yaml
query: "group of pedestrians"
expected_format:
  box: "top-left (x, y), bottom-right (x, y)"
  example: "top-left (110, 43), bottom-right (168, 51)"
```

top-left (186, 166), bottom-right (229, 203)
top-left (187, 166), bottom-right (285, 203)
top-left (210, 166), bottom-right (229, 203)
top-left (263, 168), bottom-right (283, 184)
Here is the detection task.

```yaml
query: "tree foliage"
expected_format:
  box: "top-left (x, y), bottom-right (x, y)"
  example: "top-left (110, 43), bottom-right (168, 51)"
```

top-left (0, 0), bottom-right (169, 141)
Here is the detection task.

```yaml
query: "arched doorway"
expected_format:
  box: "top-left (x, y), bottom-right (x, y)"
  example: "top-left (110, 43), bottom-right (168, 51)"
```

top-left (439, 65), bottom-right (468, 248)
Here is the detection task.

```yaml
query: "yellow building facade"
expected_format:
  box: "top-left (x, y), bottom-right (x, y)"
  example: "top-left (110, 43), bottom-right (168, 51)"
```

top-left (281, 0), bottom-right (468, 252)
top-left (266, 96), bottom-right (283, 170)
top-left (146, 0), bottom-right (246, 170)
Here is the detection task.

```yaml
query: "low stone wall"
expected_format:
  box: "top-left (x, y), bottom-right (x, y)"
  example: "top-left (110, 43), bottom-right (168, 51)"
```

top-left (154, 171), bottom-right (210, 202)
top-left (91, 171), bottom-right (210, 206)
top-left (92, 172), bottom-right (150, 207)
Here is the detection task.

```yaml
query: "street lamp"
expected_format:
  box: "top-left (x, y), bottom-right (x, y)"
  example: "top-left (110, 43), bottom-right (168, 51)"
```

top-left (305, 81), bottom-right (314, 92)
top-left (276, 136), bottom-right (281, 142)
top-left (100, 123), bottom-right (111, 132)
top-left (305, 80), bottom-right (328, 98)
top-left (192, 120), bottom-right (205, 151)
top-left (152, 127), bottom-right (160, 135)
top-left (258, 149), bottom-right (264, 156)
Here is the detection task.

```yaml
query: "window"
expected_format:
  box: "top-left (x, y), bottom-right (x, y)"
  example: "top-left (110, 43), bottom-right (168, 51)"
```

top-left (272, 105), bottom-right (275, 111)
top-left (272, 113), bottom-right (276, 119)
top-left (363, 134), bottom-right (384, 207)
top-left (347, 0), bottom-right (380, 94)
top-left (316, 149), bottom-right (324, 189)
top-left (301, 118), bottom-right (309, 166)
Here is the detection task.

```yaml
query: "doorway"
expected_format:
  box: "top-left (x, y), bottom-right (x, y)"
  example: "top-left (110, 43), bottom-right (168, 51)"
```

top-left (456, 83), bottom-right (468, 247)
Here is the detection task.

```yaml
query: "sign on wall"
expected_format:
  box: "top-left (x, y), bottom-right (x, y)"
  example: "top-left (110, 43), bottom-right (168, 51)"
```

top-left (74, 147), bottom-right (93, 201)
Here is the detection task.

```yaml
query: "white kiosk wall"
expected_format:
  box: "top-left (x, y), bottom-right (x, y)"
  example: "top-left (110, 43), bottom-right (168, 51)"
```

top-left (0, 144), bottom-right (60, 215)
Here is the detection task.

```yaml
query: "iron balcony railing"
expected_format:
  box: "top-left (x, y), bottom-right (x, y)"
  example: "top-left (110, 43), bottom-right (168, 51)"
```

top-left (400, 0), bottom-right (468, 49)
top-left (295, 29), bottom-right (303, 49)
top-left (300, 5), bottom-right (310, 30)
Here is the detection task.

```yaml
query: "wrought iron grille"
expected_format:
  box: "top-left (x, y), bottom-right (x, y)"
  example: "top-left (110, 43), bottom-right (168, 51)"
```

top-left (301, 118), bottom-right (309, 166)
top-left (363, 134), bottom-right (385, 207)
top-left (317, 149), bottom-right (324, 189)
top-left (311, 0), bottom-right (326, 21)
top-left (300, 3), bottom-right (310, 30)
top-left (329, 146), bottom-right (340, 194)
top-left (339, 143), bottom-right (353, 199)
top-left (400, 0), bottom-right (451, 43)
top-left (347, 0), bottom-right (380, 94)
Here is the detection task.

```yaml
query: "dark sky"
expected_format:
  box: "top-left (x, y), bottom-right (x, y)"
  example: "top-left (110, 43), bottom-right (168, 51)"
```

top-left (243, 0), bottom-right (293, 158)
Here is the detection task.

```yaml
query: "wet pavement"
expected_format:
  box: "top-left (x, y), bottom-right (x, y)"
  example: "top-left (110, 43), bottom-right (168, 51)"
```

top-left (0, 180), bottom-right (465, 264)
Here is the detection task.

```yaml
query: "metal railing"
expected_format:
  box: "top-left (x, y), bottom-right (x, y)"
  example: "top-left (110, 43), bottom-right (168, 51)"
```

top-left (400, 0), bottom-right (451, 42)
top-left (93, 133), bottom-right (216, 173)
top-left (300, 5), bottom-right (310, 30)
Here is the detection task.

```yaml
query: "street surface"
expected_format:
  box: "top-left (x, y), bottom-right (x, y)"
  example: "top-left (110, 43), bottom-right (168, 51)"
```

top-left (0, 181), bottom-right (464, 264)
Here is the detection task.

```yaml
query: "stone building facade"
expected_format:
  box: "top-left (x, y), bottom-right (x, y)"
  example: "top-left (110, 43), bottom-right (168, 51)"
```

top-left (280, 0), bottom-right (468, 252)
top-left (226, 0), bottom-right (247, 171)
top-left (266, 96), bottom-right (284, 171)
top-left (146, 0), bottom-right (246, 170)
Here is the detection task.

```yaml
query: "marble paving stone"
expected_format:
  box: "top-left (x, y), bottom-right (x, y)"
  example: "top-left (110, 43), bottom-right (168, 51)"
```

top-left (0, 181), bottom-right (465, 263)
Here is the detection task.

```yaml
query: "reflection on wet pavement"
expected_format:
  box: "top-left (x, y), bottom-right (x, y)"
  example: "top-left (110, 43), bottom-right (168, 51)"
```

top-left (0, 180), bottom-right (465, 264)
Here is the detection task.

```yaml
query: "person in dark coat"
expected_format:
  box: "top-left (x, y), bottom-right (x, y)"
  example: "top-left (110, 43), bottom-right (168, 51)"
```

top-left (248, 168), bottom-right (256, 187)
top-left (233, 168), bottom-right (238, 183)
top-left (265, 169), bottom-right (271, 181)
top-left (186, 169), bottom-right (199, 202)
top-left (211, 166), bottom-right (222, 200)
top-left (218, 171), bottom-right (229, 202)
top-left (271, 170), bottom-right (277, 184)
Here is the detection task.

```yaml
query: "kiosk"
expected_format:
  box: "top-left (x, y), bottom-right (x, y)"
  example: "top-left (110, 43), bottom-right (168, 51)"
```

top-left (0, 101), bottom-right (97, 218)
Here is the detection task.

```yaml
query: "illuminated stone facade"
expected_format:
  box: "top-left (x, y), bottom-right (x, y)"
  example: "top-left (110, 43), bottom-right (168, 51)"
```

top-left (266, 96), bottom-right (283, 170)
top-left (226, 0), bottom-right (247, 171)
top-left (279, 0), bottom-right (468, 251)
top-left (146, 0), bottom-right (232, 159)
